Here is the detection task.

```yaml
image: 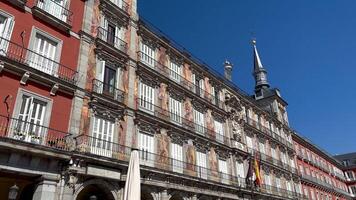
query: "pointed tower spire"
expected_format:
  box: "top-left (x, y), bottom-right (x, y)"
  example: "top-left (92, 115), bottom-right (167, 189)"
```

top-left (252, 39), bottom-right (270, 91)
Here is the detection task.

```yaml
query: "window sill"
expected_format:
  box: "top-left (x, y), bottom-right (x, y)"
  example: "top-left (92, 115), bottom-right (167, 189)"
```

top-left (32, 6), bottom-right (72, 33)
top-left (4, 0), bottom-right (27, 10)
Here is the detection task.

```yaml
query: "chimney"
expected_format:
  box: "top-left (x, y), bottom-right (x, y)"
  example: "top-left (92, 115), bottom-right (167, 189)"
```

top-left (223, 60), bottom-right (233, 81)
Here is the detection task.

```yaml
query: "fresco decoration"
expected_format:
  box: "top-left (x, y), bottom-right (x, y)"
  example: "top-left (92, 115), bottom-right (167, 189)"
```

top-left (122, 67), bottom-right (129, 103)
top-left (158, 83), bottom-right (169, 119)
top-left (206, 110), bottom-right (215, 139)
top-left (183, 98), bottom-right (194, 129)
top-left (134, 77), bottom-right (139, 109)
top-left (208, 147), bottom-right (219, 180)
top-left (77, 98), bottom-right (91, 153)
top-left (155, 130), bottom-right (170, 170)
top-left (158, 47), bottom-right (168, 75)
top-left (185, 142), bottom-right (196, 176)
top-left (91, 0), bottom-right (101, 37)
top-left (183, 64), bottom-right (193, 90)
top-left (204, 77), bottom-right (212, 100)
top-left (86, 44), bottom-right (97, 91)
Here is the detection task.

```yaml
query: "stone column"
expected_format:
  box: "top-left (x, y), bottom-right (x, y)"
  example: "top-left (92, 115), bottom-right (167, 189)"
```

top-left (32, 176), bottom-right (59, 200)
top-left (160, 190), bottom-right (170, 200)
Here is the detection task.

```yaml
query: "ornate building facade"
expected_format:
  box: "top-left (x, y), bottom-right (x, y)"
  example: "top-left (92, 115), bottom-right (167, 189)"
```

top-left (0, 0), bottom-right (354, 200)
top-left (335, 153), bottom-right (356, 199)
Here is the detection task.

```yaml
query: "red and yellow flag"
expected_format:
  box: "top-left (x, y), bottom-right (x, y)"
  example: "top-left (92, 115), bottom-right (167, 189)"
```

top-left (254, 156), bottom-right (262, 186)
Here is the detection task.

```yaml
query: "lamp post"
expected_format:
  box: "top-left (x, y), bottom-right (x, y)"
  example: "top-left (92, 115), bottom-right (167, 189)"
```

top-left (8, 184), bottom-right (19, 200)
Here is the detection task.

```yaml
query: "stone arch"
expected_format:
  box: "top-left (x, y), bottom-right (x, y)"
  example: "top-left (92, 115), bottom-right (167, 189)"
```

top-left (74, 179), bottom-right (118, 200)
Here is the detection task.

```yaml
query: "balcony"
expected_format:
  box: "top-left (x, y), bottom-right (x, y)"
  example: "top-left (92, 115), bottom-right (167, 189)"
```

top-left (4, 0), bottom-right (27, 10)
top-left (75, 134), bottom-right (245, 187)
top-left (96, 27), bottom-right (128, 57)
top-left (260, 184), bottom-right (301, 199)
top-left (0, 37), bottom-right (78, 87)
top-left (99, 0), bottom-right (129, 25)
top-left (246, 117), bottom-right (293, 150)
top-left (248, 147), bottom-right (298, 174)
top-left (0, 115), bottom-right (71, 151)
top-left (92, 79), bottom-right (125, 103)
top-left (137, 52), bottom-right (225, 110)
top-left (32, 0), bottom-right (73, 32)
top-left (137, 98), bottom-right (231, 146)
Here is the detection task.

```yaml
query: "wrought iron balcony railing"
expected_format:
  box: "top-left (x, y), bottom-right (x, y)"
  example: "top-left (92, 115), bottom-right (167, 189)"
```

top-left (137, 52), bottom-right (225, 109)
top-left (97, 27), bottom-right (128, 53)
top-left (137, 98), bottom-right (231, 146)
top-left (92, 79), bottom-right (125, 102)
top-left (75, 134), bottom-right (246, 186)
top-left (107, 0), bottom-right (129, 13)
top-left (260, 184), bottom-right (302, 199)
top-left (246, 117), bottom-right (293, 149)
top-left (0, 37), bottom-right (78, 84)
top-left (247, 147), bottom-right (298, 174)
top-left (0, 115), bottom-right (71, 151)
top-left (34, 0), bottom-right (73, 25)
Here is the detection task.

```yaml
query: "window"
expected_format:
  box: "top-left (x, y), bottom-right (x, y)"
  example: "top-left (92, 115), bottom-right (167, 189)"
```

top-left (259, 141), bottom-right (265, 154)
top-left (13, 93), bottom-right (50, 144)
top-left (196, 151), bottom-right (207, 179)
top-left (299, 165), bottom-right (304, 175)
top-left (169, 61), bottom-right (181, 82)
top-left (304, 188), bottom-right (309, 198)
top-left (275, 177), bottom-right (281, 188)
top-left (246, 135), bottom-right (253, 150)
top-left (218, 159), bottom-right (228, 183)
top-left (193, 109), bottom-right (205, 135)
top-left (211, 86), bottom-right (220, 105)
top-left (264, 173), bottom-right (271, 185)
top-left (214, 120), bottom-right (224, 143)
top-left (171, 143), bottom-right (183, 173)
top-left (198, 79), bottom-right (205, 97)
top-left (100, 16), bottom-right (124, 50)
top-left (36, 0), bottom-right (70, 22)
top-left (0, 10), bottom-right (14, 53)
top-left (138, 131), bottom-right (154, 162)
top-left (140, 42), bottom-right (155, 67)
top-left (138, 82), bottom-right (155, 112)
top-left (286, 180), bottom-right (292, 191)
top-left (169, 97), bottom-right (182, 124)
top-left (96, 60), bottom-right (120, 97)
top-left (90, 116), bottom-right (115, 157)
top-left (343, 159), bottom-right (350, 166)
top-left (311, 189), bottom-right (315, 200)
top-left (29, 30), bottom-right (61, 76)
top-left (271, 147), bottom-right (277, 159)
top-left (235, 161), bottom-right (245, 178)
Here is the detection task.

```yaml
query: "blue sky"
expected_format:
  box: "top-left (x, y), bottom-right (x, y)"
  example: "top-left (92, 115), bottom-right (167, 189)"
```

top-left (138, 0), bottom-right (356, 155)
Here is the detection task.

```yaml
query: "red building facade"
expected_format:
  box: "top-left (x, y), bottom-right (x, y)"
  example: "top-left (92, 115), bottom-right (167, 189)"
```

top-left (293, 133), bottom-right (350, 200)
top-left (0, 0), bottom-right (84, 199)
top-left (0, 0), bottom-right (84, 129)
top-left (335, 153), bottom-right (356, 199)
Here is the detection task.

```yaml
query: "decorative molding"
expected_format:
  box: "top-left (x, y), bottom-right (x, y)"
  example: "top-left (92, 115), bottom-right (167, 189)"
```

top-left (89, 98), bottom-right (125, 120)
top-left (191, 100), bottom-right (206, 113)
top-left (167, 86), bottom-right (185, 101)
top-left (137, 70), bottom-right (160, 87)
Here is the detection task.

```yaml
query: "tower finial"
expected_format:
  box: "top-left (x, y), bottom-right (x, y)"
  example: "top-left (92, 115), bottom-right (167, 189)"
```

top-left (252, 39), bottom-right (270, 91)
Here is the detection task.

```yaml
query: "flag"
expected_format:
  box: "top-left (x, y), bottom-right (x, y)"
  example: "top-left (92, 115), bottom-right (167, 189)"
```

top-left (245, 156), bottom-right (253, 186)
top-left (254, 155), bottom-right (262, 187)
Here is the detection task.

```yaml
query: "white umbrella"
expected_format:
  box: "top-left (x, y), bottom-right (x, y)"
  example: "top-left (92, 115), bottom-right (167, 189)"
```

top-left (123, 149), bottom-right (140, 200)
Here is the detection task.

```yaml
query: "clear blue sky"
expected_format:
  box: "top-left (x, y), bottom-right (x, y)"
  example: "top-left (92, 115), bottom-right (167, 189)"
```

top-left (138, 0), bottom-right (356, 155)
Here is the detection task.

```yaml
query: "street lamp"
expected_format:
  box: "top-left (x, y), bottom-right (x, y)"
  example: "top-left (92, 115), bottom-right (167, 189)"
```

top-left (89, 195), bottom-right (97, 200)
top-left (8, 184), bottom-right (19, 200)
